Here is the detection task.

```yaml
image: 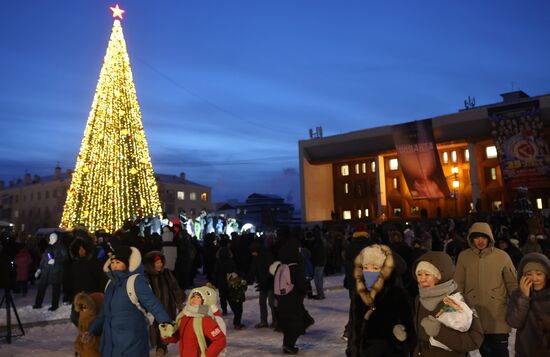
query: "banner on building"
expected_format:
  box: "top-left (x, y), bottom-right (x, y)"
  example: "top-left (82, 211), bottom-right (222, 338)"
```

top-left (392, 119), bottom-right (451, 199)
top-left (488, 101), bottom-right (550, 189)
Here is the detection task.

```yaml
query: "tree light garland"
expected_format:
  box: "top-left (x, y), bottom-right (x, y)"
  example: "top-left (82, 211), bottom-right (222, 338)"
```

top-left (60, 18), bottom-right (162, 233)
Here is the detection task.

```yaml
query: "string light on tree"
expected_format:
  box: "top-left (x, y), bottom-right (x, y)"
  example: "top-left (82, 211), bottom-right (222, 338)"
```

top-left (60, 5), bottom-right (162, 233)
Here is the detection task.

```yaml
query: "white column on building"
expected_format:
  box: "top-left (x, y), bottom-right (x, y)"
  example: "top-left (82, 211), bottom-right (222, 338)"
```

top-left (468, 142), bottom-right (481, 206)
top-left (376, 155), bottom-right (386, 217)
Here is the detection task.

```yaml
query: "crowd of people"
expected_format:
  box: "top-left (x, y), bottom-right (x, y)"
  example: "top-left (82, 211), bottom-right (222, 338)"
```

top-left (0, 208), bottom-right (548, 356)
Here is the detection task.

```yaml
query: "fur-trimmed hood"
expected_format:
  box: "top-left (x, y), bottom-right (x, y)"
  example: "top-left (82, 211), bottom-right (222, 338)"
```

top-left (103, 246), bottom-right (141, 273)
top-left (143, 250), bottom-right (165, 275)
top-left (354, 244), bottom-right (394, 320)
top-left (517, 252), bottom-right (550, 281)
top-left (69, 237), bottom-right (95, 260)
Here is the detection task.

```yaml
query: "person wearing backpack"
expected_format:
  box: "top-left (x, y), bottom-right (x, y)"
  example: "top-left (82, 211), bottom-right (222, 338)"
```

top-left (85, 245), bottom-right (172, 357)
top-left (271, 236), bottom-right (314, 354)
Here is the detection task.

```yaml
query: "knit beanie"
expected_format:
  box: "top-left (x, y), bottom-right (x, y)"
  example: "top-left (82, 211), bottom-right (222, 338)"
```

top-left (415, 261), bottom-right (442, 280)
top-left (523, 261), bottom-right (549, 275)
top-left (111, 245), bottom-right (132, 268)
top-left (361, 244), bottom-right (386, 267)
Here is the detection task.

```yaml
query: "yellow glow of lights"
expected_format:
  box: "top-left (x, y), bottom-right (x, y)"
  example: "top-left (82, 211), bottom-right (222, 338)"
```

top-left (110, 4), bottom-right (125, 20)
top-left (452, 180), bottom-right (460, 189)
top-left (60, 19), bottom-right (162, 233)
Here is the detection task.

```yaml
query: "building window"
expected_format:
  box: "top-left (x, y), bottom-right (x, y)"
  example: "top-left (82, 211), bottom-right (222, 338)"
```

top-left (201, 193), bottom-right (207, 201)
top-left (355, 163), bottom-right (360, 175)
top-left (53, 189), bottom-right (57, 198)
top-left (371, 161), bottom-right (376, 173)
top-left (393, 177), bottom-right (398, 189)
top-left (464, 149), bottom-right (470, 162)
top-left (393, 208), bottom-right (402, 216)
top-left (37, 192), bottom-right (41, 200)
top-left (30, 192), bottom-right (33, 201)
top-left (362, 162), bottom-right (367, 174)
top-left (451, 150), bottom-right (457, 163)
top-left (177, 191), bottom-right (185, 200)
top-left (490, 167), bottom-right (497, 181)
top-left (365, 209), bottom-right (369, 217)
top-left (341, 165), bottom-right (349, 176)
top-left (486, 146), bottom-right (498, 159)
top-left (442, 152), bottom-right (449, 164)
top-left (15, 195), bottom-right (18, 203)
top-left (45, 191), bottom-right (49, 199)
top-left (357, 210), bottom-right (362, 218)
top-left (343, 210), bottom-right (352, 220)
top-left (536, 198), bottom-right (543, 209)
top-left (344, 183), bottom-right (349, 194)
top-left (492, 201), bottom-right (502, 210)
top-left (389, 159), bottom-right (398, 171)
top-left (411, 206), bottom-right (420, 215)
top-left (190, 192), bottom-right (197, 200)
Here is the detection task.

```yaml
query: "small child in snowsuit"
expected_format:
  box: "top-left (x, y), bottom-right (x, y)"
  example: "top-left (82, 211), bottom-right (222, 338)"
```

top-left (160, 285), bottom-right (227, 357)
top-left (227, 272), bottom-right (248, 330)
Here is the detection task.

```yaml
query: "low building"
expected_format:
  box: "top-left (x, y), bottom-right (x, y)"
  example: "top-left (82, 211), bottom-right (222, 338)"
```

top-left (0, 168), bottom-right (212, 233)
top-left (299, 91), bottom-right (550, 222)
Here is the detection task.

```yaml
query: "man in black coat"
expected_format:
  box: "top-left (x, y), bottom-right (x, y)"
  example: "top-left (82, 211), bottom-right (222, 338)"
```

top-left (247, 240), bottom-right (275, 328)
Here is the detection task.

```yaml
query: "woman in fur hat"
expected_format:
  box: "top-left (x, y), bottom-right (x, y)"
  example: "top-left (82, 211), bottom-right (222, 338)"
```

top-left (86, 245), bottom-right (172, 357)
top-left (413, 251), bottom-right (483, 356)
top-left (144, 251), bottom-right (186, 357)
top-left (506, 252), bottom-right (550, 357)
top-left (347, 244), bottom-right (415, 357)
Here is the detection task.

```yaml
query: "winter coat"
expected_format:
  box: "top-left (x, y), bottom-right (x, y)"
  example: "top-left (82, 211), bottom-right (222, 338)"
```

top-left (227, 274), bottom-right (247, 304)
top-left (506, 253), bottom-right (550, 357)
top-left (167, 313), bottom-right (226, 357)
top-left (311, 236), bottom-right (327, 267)
top-left (144, 251), bottom-right (186, 347)
top-left (274, 238), bottom-right (309, 336)
top-left (413, 251), bottom-right (484, 357)
top-left (348, 245), bottom-right (415, 357)
top-left (37, 242), bottom-right (68, 285)
top-left (74, 292), bottom-right (104, 357)
top-left (214, 247), bottom-right (237, 291)
top-left (247, 243), bottom-right (274, 291)
top-left (521, 240), bottom-right (543, 255)
top-left (70, 238), bottom-right (105, 294)
top-left (15, 247), bottom-right (32, 282)
top-left (88, 247), bottom-right (171, 357)
top-left (454, 222), bottom-right (517, 334)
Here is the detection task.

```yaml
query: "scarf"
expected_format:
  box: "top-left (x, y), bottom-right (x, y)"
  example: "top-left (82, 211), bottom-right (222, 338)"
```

top-left (180, 304), bottom-right (211, 357)
top-left (418, 279), bottom-right (457, 311)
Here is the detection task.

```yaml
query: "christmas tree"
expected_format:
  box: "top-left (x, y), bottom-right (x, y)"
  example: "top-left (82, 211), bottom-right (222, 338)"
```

top-left (60, 5), bottom-right (162, 233)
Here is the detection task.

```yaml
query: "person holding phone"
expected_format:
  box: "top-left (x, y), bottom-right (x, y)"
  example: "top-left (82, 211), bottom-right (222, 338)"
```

top-left (506, 252), bottom-right (550, 357)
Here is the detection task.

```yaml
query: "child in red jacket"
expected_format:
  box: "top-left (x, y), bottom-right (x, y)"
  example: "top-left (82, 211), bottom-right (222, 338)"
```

top-left (161, 285), bottom-right (226, 357)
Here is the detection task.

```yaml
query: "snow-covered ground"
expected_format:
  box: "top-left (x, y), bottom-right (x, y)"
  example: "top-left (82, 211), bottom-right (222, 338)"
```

top-left (0, 274), bottom-right (514, 356)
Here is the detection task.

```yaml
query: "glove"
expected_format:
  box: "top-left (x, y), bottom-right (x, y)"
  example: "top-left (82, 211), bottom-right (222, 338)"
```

top-left (159, 323), bottom-right (175, 339)
top-left (421, 315), bottom-right (441, 337)
top-left (81, 332), bottom-right (92, 344)
top-left (392, 324), bottom-right (407, 342)
top-left (34, 269), bottom-right (41, 279)
top-left (48, 259), bottom-right (55, 265)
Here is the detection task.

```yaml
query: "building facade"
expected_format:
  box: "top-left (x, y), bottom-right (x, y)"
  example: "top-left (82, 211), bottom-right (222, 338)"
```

top-left (0, 168), bottom-right (212, 233)
top-left (299, 91), bottom-right (550, 222)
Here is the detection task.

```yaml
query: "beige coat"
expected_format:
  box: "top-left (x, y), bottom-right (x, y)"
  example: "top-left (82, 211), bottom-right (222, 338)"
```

top-left (454, 223), bottom-right (517, 334)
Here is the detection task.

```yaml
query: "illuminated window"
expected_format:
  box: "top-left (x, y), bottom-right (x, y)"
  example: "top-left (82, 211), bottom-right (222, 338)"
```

top-left (493, 201), bottom-right (502, 210)
top-left (365, 209), bottom-right (369, 217)
top-left (190, 192), bottom-right (197, 200)
top-left (411, 206), bottom-right (420, 215)
top-left (536, 198), bottom-right (543, 209)
top-left (355, 164), bottom-right (360, 174)
top-left (371, 161), bottom-right (376, 173)
top-left (201, 193), bottom-right (207, 201)
top-left (357, 210), bottom-right (362, 218)
top-left (451, 151), bottom-right (457, 163)
top-left (389, 159), bottom-right (398, 171)
top-left (177, 191), bottom-right (185, 200)
top-left (344, 183), bottom-right (349, 194)
top-left (442, 152), bottom-right (449, 164)
top-left (362, 162), bottom-right (367, 173)
top-left (464, 149), bottom-right (470, 162)
top-left (393, 177), bottom-right (398, 189)
top-left (490, 167), bottom-right (497, 181)
top-left (452, 180), bottom-right (460, 189)
top-left (343, 210), bottom-right (352, 220)
top-left (341, 165), bottom-right (349, 176)
top-left (393, 208), bottom-right (402, 216)
top-left (486, 146), bottom-right (498, 159)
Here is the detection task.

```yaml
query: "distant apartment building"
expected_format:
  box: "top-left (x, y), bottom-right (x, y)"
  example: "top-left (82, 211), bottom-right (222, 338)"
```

top-left (0, 168), bottom-right (212, 233)
top-left (299, 91), bottom-right (550, 222)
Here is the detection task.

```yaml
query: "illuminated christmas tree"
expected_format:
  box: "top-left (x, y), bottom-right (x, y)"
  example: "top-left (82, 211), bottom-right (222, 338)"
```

top-left (60, 5), bottom-right (162, 233)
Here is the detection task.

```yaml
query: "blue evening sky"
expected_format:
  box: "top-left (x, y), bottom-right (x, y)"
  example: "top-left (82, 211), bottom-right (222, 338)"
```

top-left (1, 0), bottom-right (549, 207)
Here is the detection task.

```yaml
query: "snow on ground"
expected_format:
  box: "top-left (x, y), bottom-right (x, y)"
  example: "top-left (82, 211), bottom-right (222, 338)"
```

top-left (0, 274), bottom-right (515, 356)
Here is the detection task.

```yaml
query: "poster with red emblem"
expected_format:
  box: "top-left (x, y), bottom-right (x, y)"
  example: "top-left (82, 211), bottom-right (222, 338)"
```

top-left (488, 101), bottom-right (550, 189)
